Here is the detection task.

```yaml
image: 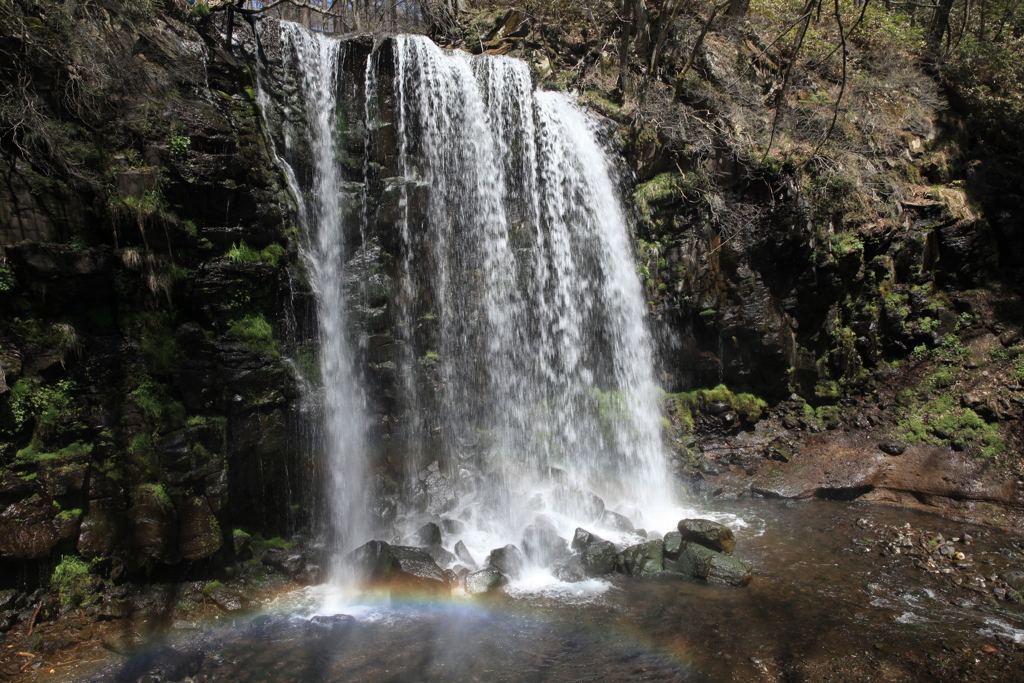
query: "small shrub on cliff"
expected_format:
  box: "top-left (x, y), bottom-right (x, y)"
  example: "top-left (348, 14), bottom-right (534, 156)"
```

top-left (187, 1), bottom-right (211, 20)
top-left (2, 378), bottom-right (81, 443)
top-left (896, 394), bottom-right (1004, 458)
top-left (665, 385), bottom-right (768, 433)
top-left (16, 441), bottom-right (92, 463)
top-left (227, 241), bottom-right (286, 268)
top-left (167, 134), bottom-right (190, 158)
top-left (227, 314), bottom-right (277, 356)
top-left (0, 257), bottom-right (15, 292)
top-left (130, 376), bottom-right (186, 433)
top-left (51, 555), bottom-right (95, 608)
top-left (633, 172), bottom-right (706, 218)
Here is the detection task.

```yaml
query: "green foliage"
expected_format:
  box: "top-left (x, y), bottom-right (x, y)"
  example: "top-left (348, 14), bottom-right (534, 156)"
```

top-left (896, 393), bottom-right (1004, 458)
top-left (138, 482), bottom-right (172, 506)
top-left (855, 3), bottom-right (927, 53)
top-left (830, 233), bottom-right (863, 257)
top-left (595, 388), bottom-right (626, 424)
top-left (56, 508), bottom-right (82, 522)
top-left (130, 376), bottom-right (186, 433)
top-left (422, 350), bottom-right (440, 363)
top-left (1, 378), bottom-right (79, 442)
top-left (127, 432), bottom-right (156, 475)
top-left (815, 380), bottom-right (840, 402)
top-left (665, 385), bottom-right (769, 433)
top-left (227, 314), bottom-right (277, 355)
top-left (0, 257), bottom-right (16, 292)
top-left (226, 241), bottom-right (286, 268)
top-left (15, 441), bottom-right (92, 463)
top-left (51, 555), bottom-right (95, 608)
top-left (633, 172), bottom-right (705, 217)
top-left (581, 90), bottom-right (625, 121)
top-left (188, 1), bottom-right (211, 20)
top-left (249, 534), bottom-right (295, 556)
top-left (125, 311), bottom-right (180, 375)
top-left (167, 134), bottom-right (190, 158)
top-left (1, 379), bottom-right (41, 436)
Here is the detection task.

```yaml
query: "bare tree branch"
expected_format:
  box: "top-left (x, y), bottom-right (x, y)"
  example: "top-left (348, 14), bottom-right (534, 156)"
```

top-left (674, 0), bottom-right (731, 100)
top-left (762, 0), bottom-right (818, 162)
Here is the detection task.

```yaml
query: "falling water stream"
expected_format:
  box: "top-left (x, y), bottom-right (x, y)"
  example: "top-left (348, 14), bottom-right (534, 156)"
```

top-left (266, 24), bottom-right (684, 590)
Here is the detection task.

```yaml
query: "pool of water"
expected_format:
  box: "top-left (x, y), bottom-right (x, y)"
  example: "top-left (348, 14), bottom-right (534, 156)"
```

top-left (93, 499), bottom-right (1024, 682)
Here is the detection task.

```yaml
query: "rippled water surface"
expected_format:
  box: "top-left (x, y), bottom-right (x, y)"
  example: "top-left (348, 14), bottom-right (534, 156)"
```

top-left (87, 500), bottom-right (1024, 682)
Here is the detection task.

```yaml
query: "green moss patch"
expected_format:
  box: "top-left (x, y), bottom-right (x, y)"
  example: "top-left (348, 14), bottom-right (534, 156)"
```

top-left (664, 385), bottom-right (769, 433)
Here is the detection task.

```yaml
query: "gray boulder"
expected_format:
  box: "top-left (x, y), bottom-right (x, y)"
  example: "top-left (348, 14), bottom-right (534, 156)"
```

top-left (598, 510), bottom-right (635, 533)
top-left (414, 522), bottom-right (442, 546)
top-left (522, 517), bottom-right (568, 567)
top-left (345, 540), bottom-right (449, 594)
top-left (454, 540), bottom-right (476, 566)
top-left (571, 528), bottom-right (617, 576)
top-left (465, 567), bottom-right (508, 594)
top-left (618, 540), bottom-right (664, 577)
top-left (423, 544), bottom-right (457, 568)
top-left (677, 519), bottom-right (736, 555)
top-left (420, 462), bottom-right (456, 515)
top-left (487, 544), bottom-right (525, 580)
top-left (553, 556), bottom-right (587, 583)
top-left (552, 485), bottom-right (605, 523)
top-left (663, 530), bottom-right (684, 556)
top-left (676, 543), bottom-right (752, 586)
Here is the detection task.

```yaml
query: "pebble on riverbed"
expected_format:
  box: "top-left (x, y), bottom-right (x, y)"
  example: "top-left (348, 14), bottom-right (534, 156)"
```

top-left (849, 519), bottom-right (1024, 605)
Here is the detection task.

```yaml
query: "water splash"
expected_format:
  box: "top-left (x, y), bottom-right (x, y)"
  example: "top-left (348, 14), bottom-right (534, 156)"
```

top-left (263, 25), bottom-right (681, 586)
top-left (387, 36), bottom-right (679, 563)
top-left (273, 24), bottom-right (373, 583)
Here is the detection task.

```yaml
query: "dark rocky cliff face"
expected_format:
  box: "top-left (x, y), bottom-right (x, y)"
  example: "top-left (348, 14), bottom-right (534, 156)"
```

top-left (0, 2), bottom-right (313, 586)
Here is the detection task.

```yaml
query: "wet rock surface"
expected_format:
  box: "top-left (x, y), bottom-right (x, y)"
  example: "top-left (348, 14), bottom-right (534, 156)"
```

top-left (346, 541), bottom-right (450, 595)
top-left (464, 568), bottom-right (508, 595)
top-left (677, 519), bottom-right (737, 555)
top-left (486, 544), bottom-right (525, 581)
top-left (571, 528), bottom-right (618, 576)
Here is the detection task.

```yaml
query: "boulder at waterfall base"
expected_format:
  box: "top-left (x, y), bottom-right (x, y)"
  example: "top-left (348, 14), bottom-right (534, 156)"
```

top-left (465, 567), bottom-right (509, 594)
top-left (618, 540), bottom-right (665, 577)
top-left (571, 528), bottom-right (618, 576)
top-left (674, 543), bottom-right (753, 586)
top-left (487, 544), bottom-right (525, 580)
top-left (346, 540), bottom-right (450, 594)
top-left (677, 519), bottom-right (737, 555)
top-left (522, 516), bottom-right (569, 566)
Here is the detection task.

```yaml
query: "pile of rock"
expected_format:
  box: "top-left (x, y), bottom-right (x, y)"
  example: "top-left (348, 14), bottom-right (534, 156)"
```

top-left (346, 517), bottom-right (753, 596)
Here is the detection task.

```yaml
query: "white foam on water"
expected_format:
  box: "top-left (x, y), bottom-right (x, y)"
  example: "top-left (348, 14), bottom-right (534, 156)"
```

top-left (980, 617), bottom-right (1024, 644)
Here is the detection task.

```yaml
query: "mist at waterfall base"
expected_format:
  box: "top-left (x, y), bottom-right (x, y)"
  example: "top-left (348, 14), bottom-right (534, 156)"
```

top-left (265, 23), bottom-right (730, 599)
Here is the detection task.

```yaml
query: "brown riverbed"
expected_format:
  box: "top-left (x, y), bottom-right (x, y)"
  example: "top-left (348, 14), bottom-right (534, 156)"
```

top-left (3, 498), bottom-right (1023, 682)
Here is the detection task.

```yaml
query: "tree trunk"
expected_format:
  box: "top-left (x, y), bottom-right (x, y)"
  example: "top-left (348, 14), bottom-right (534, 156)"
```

top-left (617, 0), bottom-right (632, 98)
top-left (633, 0), bottom-right (650, 66)
top-left (929, 0), bottom-right (955, 49)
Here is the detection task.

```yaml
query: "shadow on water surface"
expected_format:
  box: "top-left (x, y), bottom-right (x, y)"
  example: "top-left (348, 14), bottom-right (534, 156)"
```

top-left (90, 499), bottom-right (1024, 683)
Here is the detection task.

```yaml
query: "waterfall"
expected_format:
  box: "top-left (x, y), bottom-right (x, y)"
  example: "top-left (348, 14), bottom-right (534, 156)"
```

top-left (263, 25), bottom-right (678, 584)
top-left (269, 24), bottom-right (374, 581)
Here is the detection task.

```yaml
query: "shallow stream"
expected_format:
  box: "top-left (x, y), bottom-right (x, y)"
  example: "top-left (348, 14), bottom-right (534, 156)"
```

top-left (82, 499), bottom-right (1024, 683)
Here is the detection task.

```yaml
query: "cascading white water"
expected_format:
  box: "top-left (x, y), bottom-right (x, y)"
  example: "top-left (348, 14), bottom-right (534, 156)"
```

top-left (270, 24), bottom-right (373, 581)
top-left (386, 36), bottom-right (679, 565)
top-left (263, 24), bottom-right (680, 585)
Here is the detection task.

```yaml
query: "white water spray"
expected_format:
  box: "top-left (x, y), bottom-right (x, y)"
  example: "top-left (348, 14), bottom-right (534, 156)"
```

top-left (263, 26), bottom-right (682, 587)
